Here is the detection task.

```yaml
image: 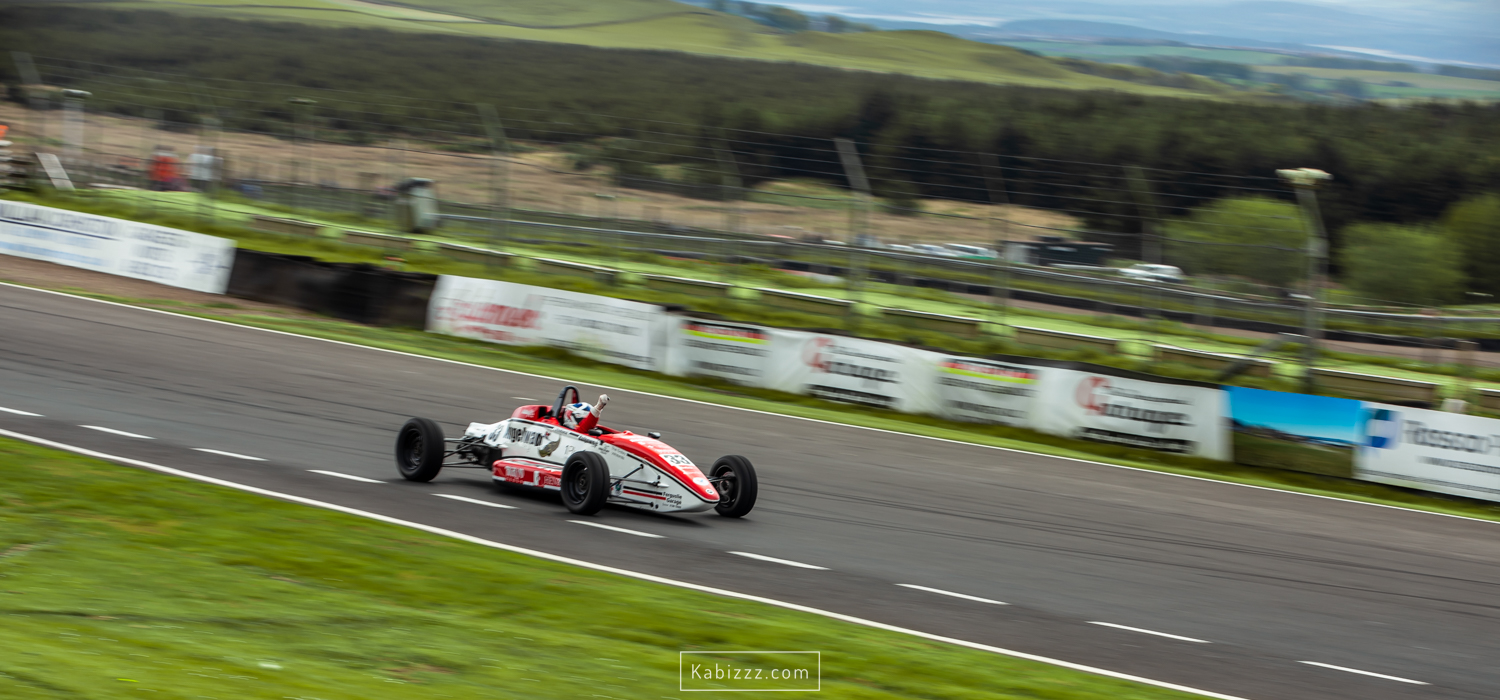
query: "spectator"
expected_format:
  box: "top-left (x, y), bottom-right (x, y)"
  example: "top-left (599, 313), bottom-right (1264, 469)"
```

top-left (147, 146), bottom-right (182, 191)
top-left (186, 146), bottom-right (221, 193)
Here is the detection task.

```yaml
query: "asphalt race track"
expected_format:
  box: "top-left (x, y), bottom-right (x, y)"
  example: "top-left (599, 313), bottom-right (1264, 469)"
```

top-left (2, 282), bottom-right (1498, 700)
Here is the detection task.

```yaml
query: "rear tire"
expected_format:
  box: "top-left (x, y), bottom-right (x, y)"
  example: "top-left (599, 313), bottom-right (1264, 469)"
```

top-left (561, 451), bottom-right (610, 515)
top-left (711, 455), bottom-right (758, 518)
top-left (395, 417), bottom-right (445, 482)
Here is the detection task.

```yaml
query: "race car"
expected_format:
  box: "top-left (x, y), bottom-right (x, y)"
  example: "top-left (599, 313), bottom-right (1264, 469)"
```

top-left (394, 386), bottom-right (758, 517)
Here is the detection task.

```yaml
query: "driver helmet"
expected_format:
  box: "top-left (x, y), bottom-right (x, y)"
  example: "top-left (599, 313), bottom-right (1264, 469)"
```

top-left (561, 402), bottom-right (595, 429)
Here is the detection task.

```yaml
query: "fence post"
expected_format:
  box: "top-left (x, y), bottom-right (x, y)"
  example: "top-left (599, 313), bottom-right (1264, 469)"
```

top-left (477, 103), bottom-right (511, 261)
top-left (980, 153), bottom-right (1012, 331)
top-left (834, 138), bottom-right (872, 333)
top-left (714, 144), bottom-right (743, 285)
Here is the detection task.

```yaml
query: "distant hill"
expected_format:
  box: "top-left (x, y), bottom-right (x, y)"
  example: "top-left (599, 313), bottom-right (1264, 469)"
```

top-left (19, 0), bottom-right (1231, 98)
top-left (994, 19), bottom-right (1308, 51)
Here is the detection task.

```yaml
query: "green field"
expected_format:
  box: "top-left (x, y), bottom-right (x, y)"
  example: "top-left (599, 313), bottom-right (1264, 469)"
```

top-left (1253, 65), bottom-right (1500, 99)
top-left (994, 41), bottom-right (1289, 65)
top-left (39, 0), bottom-right (1224, 97)
top-left (0, 436), bottom-right (1216, 699)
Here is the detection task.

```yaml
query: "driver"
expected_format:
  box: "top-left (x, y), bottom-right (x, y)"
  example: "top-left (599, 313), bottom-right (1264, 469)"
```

top-left (560, 393), bottom-right (609, 433)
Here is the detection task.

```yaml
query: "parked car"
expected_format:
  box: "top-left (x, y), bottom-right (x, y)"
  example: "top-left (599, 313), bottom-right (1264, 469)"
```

top-left (945, 243), bottom-right (997, 259)
top-left (1119, 263), bottom-right (1185, 284)
top-left (911, 244), bottom-right (958, 257)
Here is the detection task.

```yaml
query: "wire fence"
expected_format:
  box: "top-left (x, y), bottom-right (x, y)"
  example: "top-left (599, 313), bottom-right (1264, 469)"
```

top-left (7, 55), bottom-right (1500, 372)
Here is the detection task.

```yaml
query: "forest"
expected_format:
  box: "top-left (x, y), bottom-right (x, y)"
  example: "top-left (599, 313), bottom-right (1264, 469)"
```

top-left (2, 5), bottom-right (1498, 301)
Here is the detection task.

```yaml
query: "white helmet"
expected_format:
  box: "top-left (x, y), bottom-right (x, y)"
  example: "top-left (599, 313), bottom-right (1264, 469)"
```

top-left (561, 401), bottom-right (594, 429)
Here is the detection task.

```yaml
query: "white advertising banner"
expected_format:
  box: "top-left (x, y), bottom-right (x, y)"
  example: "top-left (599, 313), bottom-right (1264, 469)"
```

top-left (932, 357), bottom-right (1045, 427)
top-left (428, 275), bottom-right (667, 371)
top-left (1356, 403), bottom-right (1500, 502)
top-left (1032, 370), bottom-right (1230, 459)
top-left (764, 331), bottom-right (941, 414)
top-left (0, 200), bottom-right (236, 293)
top-left (665, 318), bottom-right (773, 385)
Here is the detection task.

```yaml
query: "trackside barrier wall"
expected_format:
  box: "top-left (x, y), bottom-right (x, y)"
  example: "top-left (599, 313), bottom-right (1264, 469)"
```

top-left (1227, 387), bottom-right (1500, 503)
top-left (0, 200), bottom-right (236, 293)
top-left (427, 275), bottom-right (668, 371)
top-left (659, 315), bottom-right (1230, 459)
top-left (227, 250), bottom-right (435, 327)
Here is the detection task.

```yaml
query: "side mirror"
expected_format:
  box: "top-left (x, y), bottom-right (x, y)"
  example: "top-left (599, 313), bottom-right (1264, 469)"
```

top-left (648, 431), bottom-right (662, 439)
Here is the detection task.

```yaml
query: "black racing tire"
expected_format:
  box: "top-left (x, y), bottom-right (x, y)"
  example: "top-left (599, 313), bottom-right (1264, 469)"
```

top-left (395, 417), bottom-right (445, 482)
top-left (711, 455), bottom-right (758, 518)
top-left (561, 451), bottom-right (610, 515)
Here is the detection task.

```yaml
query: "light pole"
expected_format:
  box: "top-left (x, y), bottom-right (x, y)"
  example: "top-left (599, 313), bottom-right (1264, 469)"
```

top-left (1277, 167), bottom-right (1332, 392)
top-left (61, 89), bottom-right (91, 177)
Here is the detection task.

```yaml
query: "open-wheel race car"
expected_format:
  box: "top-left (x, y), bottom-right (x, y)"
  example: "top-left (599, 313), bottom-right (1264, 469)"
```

top-left (394, 386), bottom-right (757, 517)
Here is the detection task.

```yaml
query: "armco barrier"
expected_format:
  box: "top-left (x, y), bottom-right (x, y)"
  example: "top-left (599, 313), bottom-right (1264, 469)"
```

top-left (1475, 387), bottom-right (1500, 413)
top-left (757, 288), bottom-right (853, 315)
top-left (1013, 326), bottom-right (1117, 354)
top-left (1310, 367), bottom-right (1439, 406)
top-left (533, 257), bottom-right (616, 283)
top-left (227, 250), bottom-right (434, 327)
top-left (342, 229), bottom-right (411, 250)
top-left (645, 274), bottom-right (732, 298)
top-left (250, 215), bottom-right (322, 237)
top-left (1155, 345), bottom-right (1273, 378)
top-left (880, 307), bottom-right (984, 338)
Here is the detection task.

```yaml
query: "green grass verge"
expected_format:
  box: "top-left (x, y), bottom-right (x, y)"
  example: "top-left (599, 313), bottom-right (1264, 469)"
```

top-left (0, 436), bottom-right (1203, 699)
top-left (12, 278), bottom-right (1500, 525)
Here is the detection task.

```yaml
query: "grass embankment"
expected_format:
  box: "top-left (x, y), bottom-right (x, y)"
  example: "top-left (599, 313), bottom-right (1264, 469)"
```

top-left (18, 188), bottom-right (1500, 399)
top-left (75, 0), bottom-right (1223, 96)
top-left (0, 437), bottom-right (1204, 699)
top-left (12, 274), bottom-right (1500, 524)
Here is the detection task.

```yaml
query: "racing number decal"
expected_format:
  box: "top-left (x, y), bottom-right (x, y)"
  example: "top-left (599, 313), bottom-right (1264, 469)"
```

top-left (663, 453), bottom-right (694, 467)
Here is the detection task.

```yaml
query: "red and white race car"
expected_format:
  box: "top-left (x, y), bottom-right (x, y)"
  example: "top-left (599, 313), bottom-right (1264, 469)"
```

top-left (394, 386), bottom-right (758, 517)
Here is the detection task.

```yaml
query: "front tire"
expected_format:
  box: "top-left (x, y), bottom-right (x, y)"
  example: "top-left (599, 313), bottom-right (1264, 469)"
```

top-left (711, 455), bottom-right (758, 518)
top-left (561, 452), bottom-right (610, 515)
top-left (395, 417), bottom-right (445, 482)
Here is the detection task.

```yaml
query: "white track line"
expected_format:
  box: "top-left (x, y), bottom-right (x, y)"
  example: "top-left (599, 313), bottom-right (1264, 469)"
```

top-left (568, 520), bottom-right (664, 538)
top-left (0, 428), bottom-right (1249, 700)
top-left (80, 425), bottom-right (154, 439)
top-left (193, 448), bottom-right (266, 461)
top-left (897, 584), bottom-right (1008, 605)
top-left (1297, 661), bottom-right (1426, 685)
top-left (307, 470), bottom-right (384, 484)
top-left (5, 282), bottom-right (1489, 529)
top-left (1088, 622), bottom-right (1211, 644)
top-left (435, 494), bottom-right (517, 509)
top-left (0, 406), bottom-right (42, 416)
top-left (729, 551), bottom-right (828, 570)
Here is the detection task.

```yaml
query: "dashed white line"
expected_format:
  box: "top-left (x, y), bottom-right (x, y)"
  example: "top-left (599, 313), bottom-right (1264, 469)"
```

top-left (896, 584), bottom-right (1008, 605)
top-left (0, 406), bottom-right (42, 416)
top-left (1297, 661), bottom-right (1427, 685)
top-left (511, 396), bottom-right (536, 401)
top-left (80, 425), bottom-right (154, 439)
top-left (436, 494), bottom-right (517, 509)
top-left (728, 551), bottom-right (828, 570)
top-left (193, 448), bottom-right (266, 461)
top-left (307, 470), bottom-right (384, 484)
top-left (1087, 622), bottom-right (1210, 644)
top-left (568, 520), bottom-right (664, 538)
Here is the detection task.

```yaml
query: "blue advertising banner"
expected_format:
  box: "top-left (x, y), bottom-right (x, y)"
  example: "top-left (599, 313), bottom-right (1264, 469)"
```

top-left (1226, 387), bottom-right (1364, 477)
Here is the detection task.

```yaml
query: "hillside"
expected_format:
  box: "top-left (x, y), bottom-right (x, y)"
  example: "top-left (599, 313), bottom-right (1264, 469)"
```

top-left (28, 0), bottom-right (1229, 97)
